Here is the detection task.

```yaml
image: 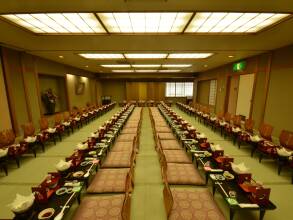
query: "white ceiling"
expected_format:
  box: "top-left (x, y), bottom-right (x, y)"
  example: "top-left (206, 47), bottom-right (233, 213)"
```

top-left (0, 0), bottom-right (292, 77)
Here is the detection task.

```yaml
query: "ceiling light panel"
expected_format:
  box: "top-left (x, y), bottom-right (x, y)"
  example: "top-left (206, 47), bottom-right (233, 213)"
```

top-left (1, 13), bottom-right (106, 34)
top-left (158, 70), bottom-right (182, 72)
top-left (125, 53), bottom-right (167, 59)
top-left (135, 70), bottom-right (158, 72)
top-left (97, 12), bottom-right (192, 33)
top-left (162, 64), bottom-right (192, 68)
top-left (101, 64), bottom-right (131, 68)
top-left (185, 12), bottom-right (290, 33)
top-left (112, 70), bottom-right (135, 72)
top-left (132, 64), bottom-right (161, 68)
top-left (168, 53), bottom-right (213, 59)
top-left (79, 53), bottom-right (124, 59)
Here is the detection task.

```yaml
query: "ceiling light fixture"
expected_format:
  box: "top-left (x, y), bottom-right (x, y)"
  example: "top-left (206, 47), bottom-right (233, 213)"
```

top-left (158, 69), bottom-right (182, 72)
top-left (97, 12), bottom-right (193, 33)
top-left (112, 69), bottom-right (135, 73)
top-left (185, 12), bottom-right (290, 33)
top-left (58, 55), bottom-right (64, 58)
top-left (101, 64), bottom-right (131, 68)
top-left (162, 64), bottom-right (192, 68)
top-left (168, 53), bottom-right (213, 59)
top-left (228, 55), bottom-right (234, 58)
top-left (79, 53), bottom-right (124, 59)
top-left (1, 13), bottom-right (106, 34)
top-left (132, 64), bottom-right (161, 68)
top-left (125, 53), bottom-right (168, 59)
top-left (135, 69), bottom-right (158, 72)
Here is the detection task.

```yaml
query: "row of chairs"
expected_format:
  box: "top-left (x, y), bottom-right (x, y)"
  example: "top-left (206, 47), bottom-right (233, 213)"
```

top-left (149, 106), bottom-right (225, 220)
top-left (72, 106), bottom-right (143, 220)
top-left (0, 103), bottom-right (116, 176)
top-left (119, 100), bottom-right (173, 107)
top-left (177, 102), bottom-right (293, 184)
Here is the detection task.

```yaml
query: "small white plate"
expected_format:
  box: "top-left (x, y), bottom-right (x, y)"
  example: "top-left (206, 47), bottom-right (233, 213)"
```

top-left (38, 208), bottom-right (55, 219)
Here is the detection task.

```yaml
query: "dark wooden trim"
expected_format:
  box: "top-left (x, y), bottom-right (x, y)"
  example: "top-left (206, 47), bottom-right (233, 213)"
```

top-left (20, 53), bottom-right (33, 122)
top-left (33, 58), bottom-right (43, 116)
top-left (224, 73), bottom-right (234, 114)
top-left (261, 52), bottom-right (273, 124)
top-left (249, 57), bottom-right (259, 119)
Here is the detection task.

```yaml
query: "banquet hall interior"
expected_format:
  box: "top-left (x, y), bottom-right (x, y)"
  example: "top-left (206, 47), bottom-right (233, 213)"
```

top-left (0, 1), bottom-right (293, 220)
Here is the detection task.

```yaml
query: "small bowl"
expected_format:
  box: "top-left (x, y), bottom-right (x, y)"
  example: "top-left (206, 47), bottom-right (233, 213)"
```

top-left (38, 208), bottom-right (55, 219)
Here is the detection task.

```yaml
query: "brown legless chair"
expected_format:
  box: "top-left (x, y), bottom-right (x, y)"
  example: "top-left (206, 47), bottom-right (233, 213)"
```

top-left (54, 113), bottom-right (65, 139)
top-left (257, 123), bottom-right (274, 162)
top-left (237, 118), bottom-right (255, 150)
top-left (40, 117), bottom-right (56, 145)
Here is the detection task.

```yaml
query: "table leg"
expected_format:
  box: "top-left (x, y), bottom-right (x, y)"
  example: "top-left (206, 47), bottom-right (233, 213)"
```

top-left (205, 173), bottom-right (209, 185)
top-left (251, 147), bottom-right (256, 157)
top-left (77, 192), bottom-right (81, 204)
top-left (259, 209), bottom-right (266, 220)
top-left (230, 208), bottom-right (235, 220)
top-left (212, 184), bottom-right (216, 196)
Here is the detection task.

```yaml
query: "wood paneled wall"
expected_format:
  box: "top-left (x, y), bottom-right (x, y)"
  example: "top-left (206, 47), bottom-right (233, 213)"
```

top-left (126, 82), bottom-right (165, 101)
top-left (0, 46), bottom-right (97, 135)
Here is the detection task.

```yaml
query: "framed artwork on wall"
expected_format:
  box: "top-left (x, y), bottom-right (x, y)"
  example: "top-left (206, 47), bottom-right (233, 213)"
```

top-left (75, 82), bottom-right (85, 95)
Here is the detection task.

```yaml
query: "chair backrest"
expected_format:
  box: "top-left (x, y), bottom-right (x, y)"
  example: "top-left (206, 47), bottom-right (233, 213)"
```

top-left (22, 122), bottom-right (36, 138)
top-left (63, 112), bottom-right (70, 122)
top-left (0, 129), bottom-right (15, 147)
top-left (163, 181), bottom-right (174, 217)
top-left (259, 123), bottom-right (273, 140)
top-left (279, 130), bottom-right (293, 150)
top-left (233, 115), bottom-right (242, 127)
top-left (245, 118), bottom-right (254, 132)
top-left (217, 112), bottom-right (224, 119)
top-left (54, 113), bottom-right (62, 125)
top-left (287, 133), bottom-right (293, 151)
top-left (40, 117), bottom-right (49, 131)
top-left (224, 112), bottom-right (231, 122)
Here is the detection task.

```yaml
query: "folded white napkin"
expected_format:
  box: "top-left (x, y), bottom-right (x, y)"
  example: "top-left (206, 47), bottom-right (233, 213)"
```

top-left (8, 194), bottom-right (35, 213)
top-left (56, 159), bottom-right (71, 171)
top-left (0, 148), bottom-right (9, 158)
top-left (74, 117), bottom-right (81, 121)
top-left (277, 147), bottom-right (292, 157)
top-left (91, 132), bottom-right (99, 138)
top-left (210, 117), bottom-right (217, 121)
top-left (76, 142), bottom-right (88, 150)
top-left (231, 162), bottom-right (250, 174)
top-left (47, 127), bottom-right (56, 133)
top-left (210, 144), bottom-right (223, 152)
top-left (232, 127), bottom-right (242, 133)
top-left (250, 135), bottom-right (261, 142)
top-left (24, 136), bottom-right (37, 143)
top-left (220, 121), bottom-right (227, 126)
top-left (62, 121), bottom-right (71, 126)
top-left (197, 133), bottom-right (206, 139)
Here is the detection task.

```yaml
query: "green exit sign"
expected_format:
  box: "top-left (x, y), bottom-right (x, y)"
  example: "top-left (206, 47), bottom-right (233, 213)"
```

top-left (233, 61), bottom-right (246, 72)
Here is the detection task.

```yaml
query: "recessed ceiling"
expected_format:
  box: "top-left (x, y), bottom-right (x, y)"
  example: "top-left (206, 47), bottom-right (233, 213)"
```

top-left (1, 12), bottom-right (290, 34)
top-left (0, 0), bottom-right (293, 77)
